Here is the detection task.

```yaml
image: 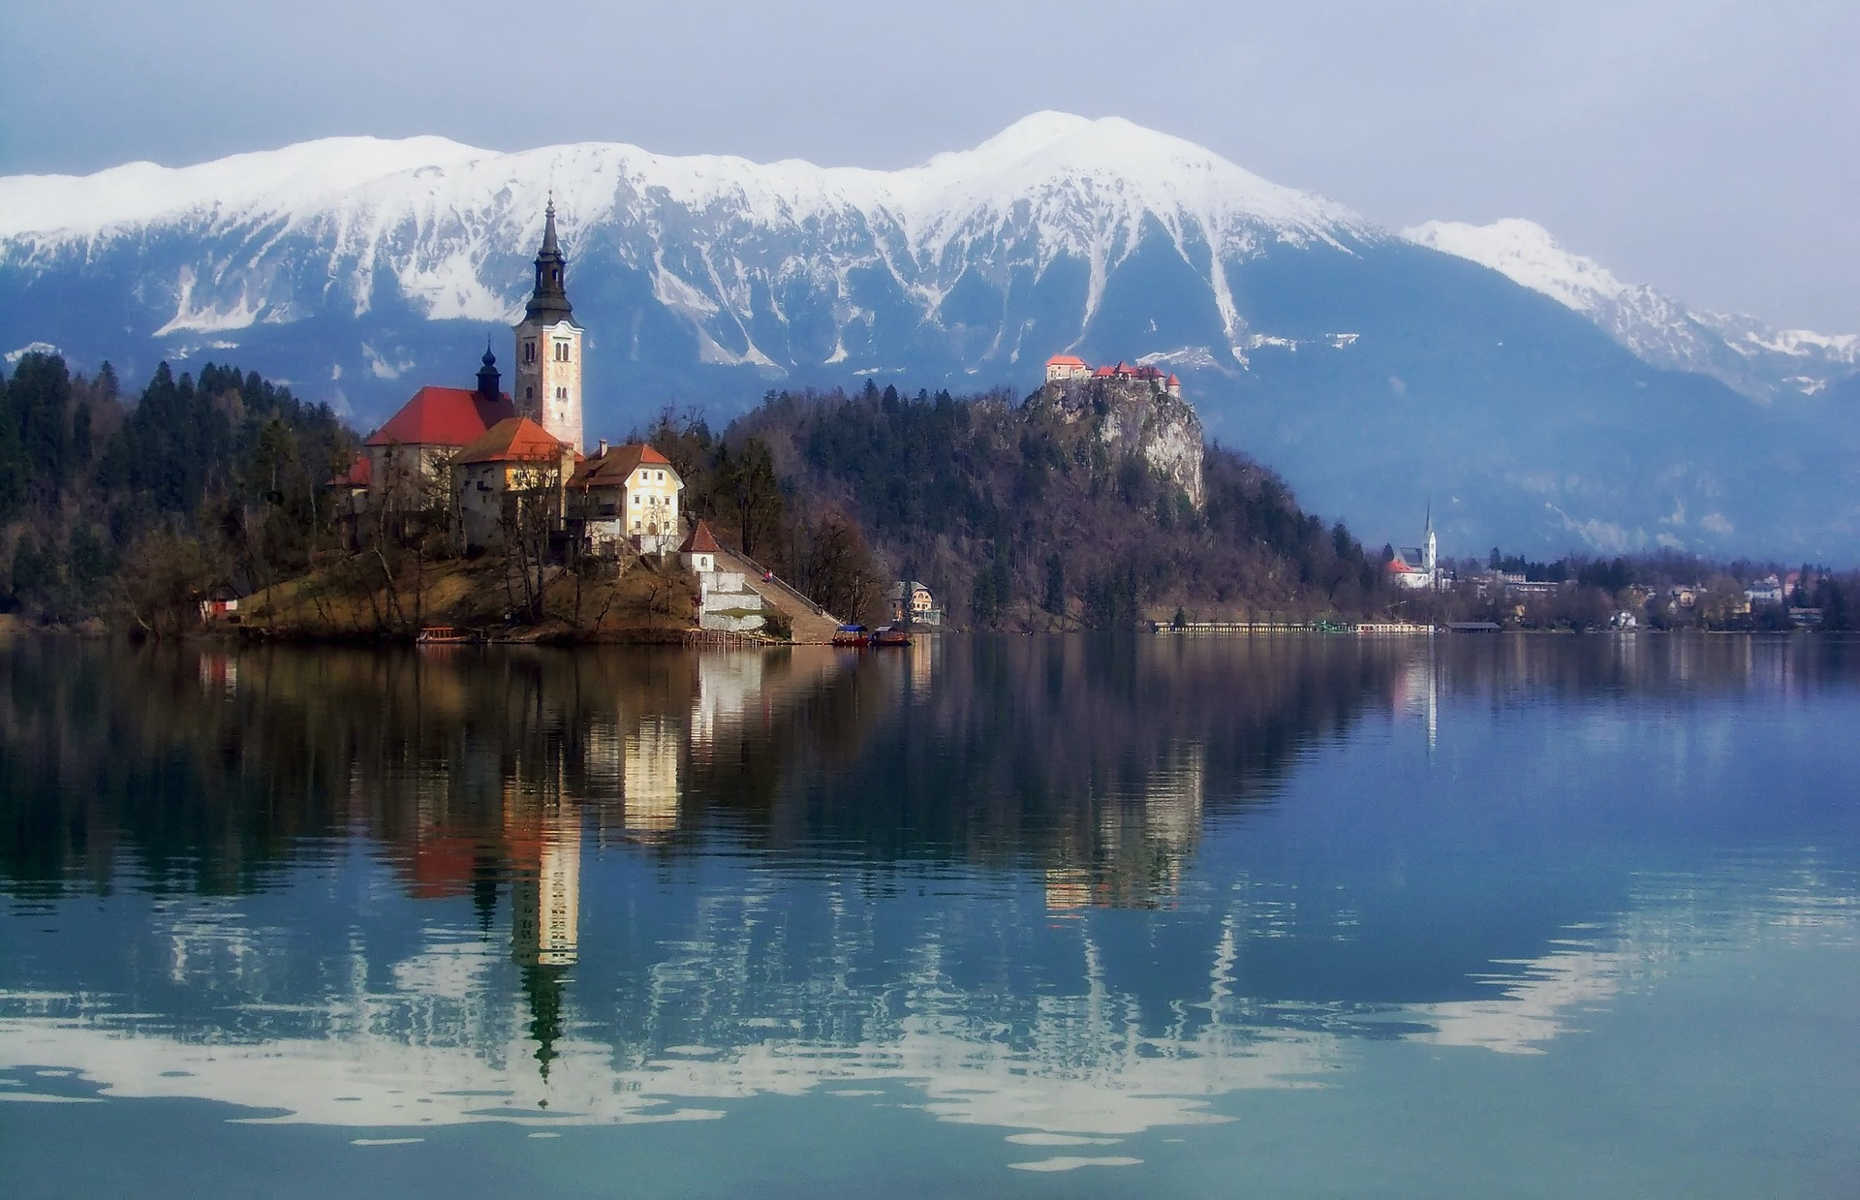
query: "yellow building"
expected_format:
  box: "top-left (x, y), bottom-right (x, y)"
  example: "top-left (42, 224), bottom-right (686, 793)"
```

top-left (454, 417), bottom-right (575, 552)
top-left (567, 442), bottom-right (685, 555)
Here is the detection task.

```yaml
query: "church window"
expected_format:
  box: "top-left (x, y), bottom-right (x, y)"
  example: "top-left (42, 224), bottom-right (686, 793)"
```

top-left (554, 341), bottom-right (570, 362)
top-left (525, 386), bottom-right (534, 401)
top-left (523, 340), bottom-right (536, 364)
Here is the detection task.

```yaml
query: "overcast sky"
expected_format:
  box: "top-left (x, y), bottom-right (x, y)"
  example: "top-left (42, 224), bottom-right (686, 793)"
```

top-left (2, 0), bottom-right (1854, 330)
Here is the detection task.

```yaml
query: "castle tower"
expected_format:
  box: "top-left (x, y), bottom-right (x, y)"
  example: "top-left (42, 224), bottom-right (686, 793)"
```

top-left (512, 201), bottom-right (584, 453)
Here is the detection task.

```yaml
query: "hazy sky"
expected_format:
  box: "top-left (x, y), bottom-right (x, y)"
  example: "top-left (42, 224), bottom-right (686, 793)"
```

top-left (2, 0), bottom-right (1855, 330)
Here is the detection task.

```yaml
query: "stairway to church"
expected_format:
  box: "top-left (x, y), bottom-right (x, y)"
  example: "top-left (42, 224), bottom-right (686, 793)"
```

top-left (711, 547), bottom-right (844, 643)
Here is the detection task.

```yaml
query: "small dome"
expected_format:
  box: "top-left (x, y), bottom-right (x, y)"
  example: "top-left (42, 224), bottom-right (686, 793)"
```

top-left (481, 342), bottom-right (497, 367)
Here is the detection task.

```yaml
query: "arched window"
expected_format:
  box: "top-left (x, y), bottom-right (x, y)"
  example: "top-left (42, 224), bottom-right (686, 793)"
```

top-left (523, 340), bottom-right (536, 364)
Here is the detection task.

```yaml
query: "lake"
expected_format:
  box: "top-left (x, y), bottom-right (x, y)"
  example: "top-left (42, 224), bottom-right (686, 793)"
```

top-left (2, 634), bottom-right (1857, 1197)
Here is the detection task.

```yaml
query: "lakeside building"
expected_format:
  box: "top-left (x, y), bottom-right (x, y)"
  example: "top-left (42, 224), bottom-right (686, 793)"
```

top-left (336, 205), bottom-right (703, 560)
top-left (455, 417), bottom-right (578, 552)
top-left (890, 580), bottom-right (942, 627)
top-left (566, 442), bottom-right (685, 556)
top-left (1386, 508), bottom-right (1440, 591)
top-left (1745, 574), bottom-right (1785, 605)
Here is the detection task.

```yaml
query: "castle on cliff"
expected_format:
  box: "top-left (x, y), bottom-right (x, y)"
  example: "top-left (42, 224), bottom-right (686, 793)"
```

top-left (1044, 355), bottom-right (1181, 397)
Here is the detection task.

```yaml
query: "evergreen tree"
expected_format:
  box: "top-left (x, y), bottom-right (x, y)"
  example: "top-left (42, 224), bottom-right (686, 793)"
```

top-left (0, 372), bottom-right (24, 518)
top-left (71, 402), bottom-right (93, 468)
top-left (9, 352), bottom-right (71, 497)
top-left (1043, 552), bottom-right (1066, 615)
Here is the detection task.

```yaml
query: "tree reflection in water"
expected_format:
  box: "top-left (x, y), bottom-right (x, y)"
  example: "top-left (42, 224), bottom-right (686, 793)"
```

top-left (1, 634), bottom-right (1855, 1137)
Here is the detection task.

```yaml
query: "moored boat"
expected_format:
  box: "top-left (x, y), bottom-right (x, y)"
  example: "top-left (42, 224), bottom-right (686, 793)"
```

top-left (416, 626), bottom-right (478, 645)
top-left (831, 624), bottom-right (871, 648)
top-left (874, 625), bottom-right (911, 647)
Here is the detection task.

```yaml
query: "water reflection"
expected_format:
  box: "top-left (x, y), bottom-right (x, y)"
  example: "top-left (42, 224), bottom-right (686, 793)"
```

top-left (1, 635), bottom-right (1858, 1150)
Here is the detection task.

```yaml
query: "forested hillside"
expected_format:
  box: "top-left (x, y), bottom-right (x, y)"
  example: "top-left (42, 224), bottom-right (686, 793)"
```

top-left (648, 381), bottom-right (1396, 629)
top-left (0, 352), bottom-right (353, 628)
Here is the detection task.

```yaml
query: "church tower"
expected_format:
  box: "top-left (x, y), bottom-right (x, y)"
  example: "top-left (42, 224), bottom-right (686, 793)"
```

top-left (1422, 503), bottom-right (1437, 579)
top-left (512, 201), bottom-right (584, 453)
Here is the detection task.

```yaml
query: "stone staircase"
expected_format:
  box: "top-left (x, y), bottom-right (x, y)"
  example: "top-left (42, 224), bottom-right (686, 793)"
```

top-left (712, 547), bottom-right (844, 643)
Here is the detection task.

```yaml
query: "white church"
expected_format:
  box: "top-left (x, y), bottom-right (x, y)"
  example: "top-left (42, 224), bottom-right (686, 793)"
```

top-left (1387, 509), bottom-right (1440, 591)
top-left (348, 204), bottom-right (685, 555)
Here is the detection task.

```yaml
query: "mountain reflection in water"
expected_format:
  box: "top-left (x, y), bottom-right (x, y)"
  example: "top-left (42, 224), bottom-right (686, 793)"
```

top-left (1, 635), bottom-right (1857, 1147)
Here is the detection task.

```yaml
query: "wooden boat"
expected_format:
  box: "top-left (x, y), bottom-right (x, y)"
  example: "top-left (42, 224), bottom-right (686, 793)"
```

top-left (416, 625), bottom-right (478, 645)
top-left (874, 625), bottom-right (912, 647)
top-left (831, 624), bottom-right (870, 648)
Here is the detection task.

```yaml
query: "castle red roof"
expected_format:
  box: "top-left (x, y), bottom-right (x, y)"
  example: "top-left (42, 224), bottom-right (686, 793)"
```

top-left (1166, 373), bottom-right (1180, 386)
top-left (568, 442), bottom-right (675, 488)
top-left (679, 519), bottom-right (721, 554)
top-left (1046, 354), bottom-right (1088, 367)
top-left (456, 417), bottom-right (567, 465)
top-left (365, 386), bottom-right (515, 448)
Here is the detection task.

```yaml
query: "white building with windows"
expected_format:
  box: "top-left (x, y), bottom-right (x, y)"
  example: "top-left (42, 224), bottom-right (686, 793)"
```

top-left (566, 442), bottom-right (685, 555)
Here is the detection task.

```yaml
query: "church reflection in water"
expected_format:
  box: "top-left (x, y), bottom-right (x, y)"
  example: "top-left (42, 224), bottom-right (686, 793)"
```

top-left (3, 634), bottom-right (1852, 1139)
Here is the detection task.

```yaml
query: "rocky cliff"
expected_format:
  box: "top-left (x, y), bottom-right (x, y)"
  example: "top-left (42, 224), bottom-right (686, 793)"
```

top-left (1024, 378), bottom-right (1206, 510)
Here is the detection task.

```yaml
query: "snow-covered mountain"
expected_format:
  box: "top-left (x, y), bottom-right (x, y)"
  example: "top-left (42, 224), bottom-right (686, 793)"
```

top-left (1404, 218), bottom-right (1860, 403)
top-left (0, 113), bottom-right (1367, 366)
top-left (3, 114), bottom-right (1857, 558)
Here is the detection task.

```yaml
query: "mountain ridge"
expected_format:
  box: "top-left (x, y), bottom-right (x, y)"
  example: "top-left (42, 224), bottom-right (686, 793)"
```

top-left (1404, 217), bottom-right (1859, 402)
top-left (2, 114), bottom-right (1856, 559)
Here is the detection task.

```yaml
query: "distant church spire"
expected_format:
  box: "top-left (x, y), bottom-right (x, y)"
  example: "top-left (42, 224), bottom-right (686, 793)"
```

top-left (1423, 499), bottom-right (1437, 577)
top-left (525, 200), bottom-right (573, 322)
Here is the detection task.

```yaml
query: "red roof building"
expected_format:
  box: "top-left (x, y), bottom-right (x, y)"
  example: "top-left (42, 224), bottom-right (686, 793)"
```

top-left (456, 417), bottom-right (569, 465)
top-left (567, 442), bottom-right (672, 488)
top-left (566, 443), bottom-right (686, 555)
top-left (678, 519), bottom-right (721, 555)
top-left (365, 386), bottom-right (515, 449)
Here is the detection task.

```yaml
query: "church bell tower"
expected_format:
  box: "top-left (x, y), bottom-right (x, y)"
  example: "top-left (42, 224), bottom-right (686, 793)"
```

top-left (1423, 502), bottom-right (1437, 579)
top-left (513, 200), bottom-right (584, 453)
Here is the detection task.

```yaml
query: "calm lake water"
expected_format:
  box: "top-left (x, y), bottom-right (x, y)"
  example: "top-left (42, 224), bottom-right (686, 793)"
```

top-left (2, 634), bottom-right (1857, 1197)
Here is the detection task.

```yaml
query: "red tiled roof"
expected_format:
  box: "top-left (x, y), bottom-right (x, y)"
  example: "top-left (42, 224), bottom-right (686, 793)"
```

top-left (326, 453), bottom-right (371, 488)
top-left (679, 519), bottom-right (721, 554)
top-left (456, 417), bottom-right (568, 465)
top-left (1166, 374), bottom-right (1180, 386)
top-left (1046, 354), bottom-right (1088, 367)
top-left (365, 386), bottom-right (515, 448)
top-left (568, 442), bottom-right (675, 488)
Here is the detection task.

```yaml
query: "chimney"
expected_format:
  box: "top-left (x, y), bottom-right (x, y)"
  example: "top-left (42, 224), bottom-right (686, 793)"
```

top-left (596, 439), bottom-right (608, 458)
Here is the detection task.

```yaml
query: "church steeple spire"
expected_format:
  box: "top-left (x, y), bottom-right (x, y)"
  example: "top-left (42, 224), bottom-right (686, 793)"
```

top-left (476, 339), bottom-right (500, 400)
top-left (512, 199), bottom-right (584, 453)
top-left (1423, 500), bottom-right (1437, 577)
top-left (525, 199), bottom-right (573, 323)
